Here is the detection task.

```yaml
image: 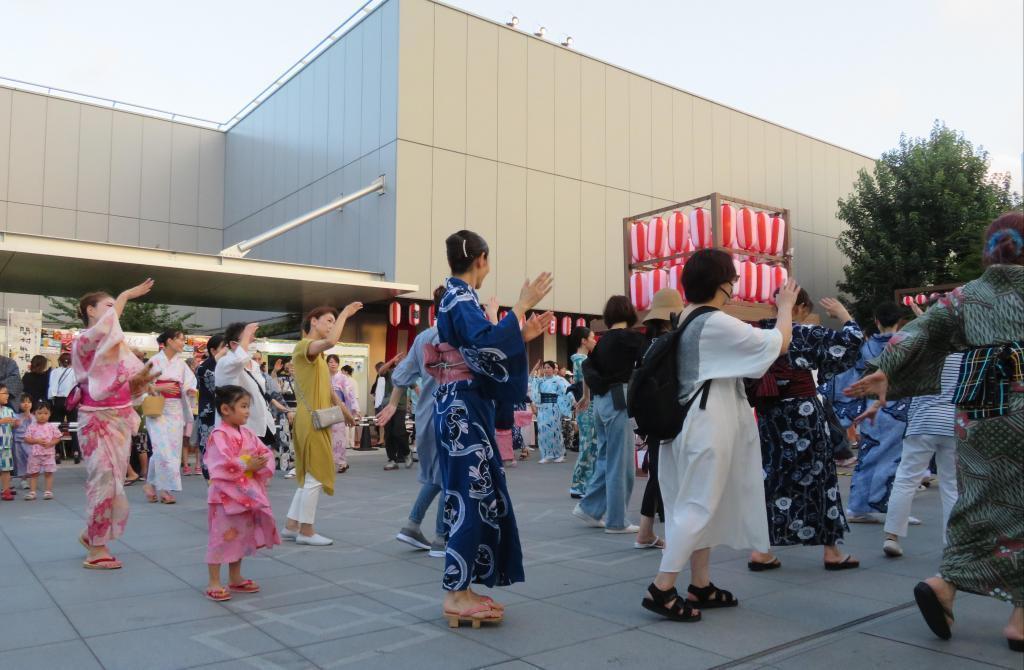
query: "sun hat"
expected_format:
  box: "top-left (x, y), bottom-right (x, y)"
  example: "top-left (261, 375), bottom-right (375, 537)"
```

top-left (643, 288), bottom-right (684, 324)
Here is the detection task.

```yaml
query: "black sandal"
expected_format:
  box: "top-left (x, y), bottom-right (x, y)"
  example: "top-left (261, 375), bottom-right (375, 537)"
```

top-left (824, 555), bottom-right (860, 571)
top-left (641, 583), bottom-right (702, 622)
top-left (687, 582), bottom-right (738, 609)
top-left (747, 558), bottom-right (782, 572)
top-left (913, 582), bottom-right (953, 640)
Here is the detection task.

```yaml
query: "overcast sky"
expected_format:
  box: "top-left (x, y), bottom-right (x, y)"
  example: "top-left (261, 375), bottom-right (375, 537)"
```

top-left (2, 0), bottom-right (1021, 191)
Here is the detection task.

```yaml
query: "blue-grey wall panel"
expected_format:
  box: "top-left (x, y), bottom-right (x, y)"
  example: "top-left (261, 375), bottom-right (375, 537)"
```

top-left (361, 10), bottom-right (382, 156)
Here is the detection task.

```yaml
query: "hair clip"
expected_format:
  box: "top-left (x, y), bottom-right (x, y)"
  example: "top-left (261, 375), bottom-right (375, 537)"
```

top-left (462, 239), bottom-right (468, 257)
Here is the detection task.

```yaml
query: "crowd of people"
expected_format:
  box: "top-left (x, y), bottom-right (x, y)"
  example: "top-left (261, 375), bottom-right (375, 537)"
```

top-left (0, 212), bottom-right (1019, 650)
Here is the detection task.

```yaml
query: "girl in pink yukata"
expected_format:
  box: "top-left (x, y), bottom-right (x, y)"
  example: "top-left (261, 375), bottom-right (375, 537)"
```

top-left (204, 385), bottom-right (280, 602)
top-left (23, 401), bottom-right (62, 501)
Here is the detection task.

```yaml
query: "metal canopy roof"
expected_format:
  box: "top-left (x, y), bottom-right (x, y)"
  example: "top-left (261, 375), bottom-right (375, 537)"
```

top-left (0, 232), bottom-right (417, 311)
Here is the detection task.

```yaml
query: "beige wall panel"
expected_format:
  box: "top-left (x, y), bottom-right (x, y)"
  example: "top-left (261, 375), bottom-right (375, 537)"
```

top-left (430, 148), bottom-right (467, 293)
top-left (672, 91), bottom-right (694, 200)
top-left (651, 83), bottom-right (673, 200)
top-left (0, 89), bottom-right (11, 201)
top-left (553, 176), bottom-right (582, 312)
top-left (42, 98), bottom-right (80, 210)
top-left (526, 170), bottom-right (555, 309)
top-left (691, 98), bottom-right (713, 195)
top-left (628, 76), bottom-right (652, 196)
top-left (397, 0), bottom-right (434, 145)
top-left (747, 118), bottom-right (766, 203)
top-left (394, 141), bottom-right (433, 297)
top-left (822, 147), bottom-right (841, 236)
top-left (795, 135), bottom-right (813, 232)
top-left (8, 92), bottom-right (46, 205)
top-left (711, 105), bottom-right (732, 194)
top-left (465, 156), bottom-right (498, 300)
top-left (109, 215), bottom-right (140, 246)
top-left (728, 109), bottom-right (748, 198)
top-left (170, 123), bottom-right (200, 226)
top-left (629, 192), bottom-right (652, 220)
top-left (604, 188), bottom-right (629, 299)
top-left (109, 112), bottom-right (143, 218)
top-left (42, 206), bottom-right (75, 238)
top-left (763, 124), bottom-right (782, 206)
top-left (779, 129), bottom-right (799, 215)
top-left (140, 118), bottom-right (172, 222)
top-left (7, 202), bottom-right (42, 234)
top-left (433, 5), bottom-right (467, 153)
top-left (790, 228), bottom-right (812, 287)
top-left (198, 131), bottom-right (224, 228)
top-left (0, 201), bottom-right (6, 231)
top-left (77, 106), bottom-right (112, 214)
top-left (553, 48), bottom-right (581, 180)
top-left (76, 211), bottom-right (109, 242)
top-left (526, 40), bottom-right (555, 174)
top-left (169, 222), bottom-right (198, 252)
top-left (496, 163), bottom-right (527, 304)
top-left (580, 59), bottom-right (605, 185)
top-left (810, 141), bottom-right (827, 232)
top-left (466, 17), bottom-right (498, 161)
top-left (579, 181), bottom-right (605, 314)
top-left (605, 67), bottom-right (629, 191)
top-left (497, 29), bottom-right (527, 167)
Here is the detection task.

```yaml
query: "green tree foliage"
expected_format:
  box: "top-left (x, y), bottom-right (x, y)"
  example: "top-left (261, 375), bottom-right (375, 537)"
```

top-left (45, 296), bottom-right (199, 332)
top-left (836, 122), bottom-right (1021, 325)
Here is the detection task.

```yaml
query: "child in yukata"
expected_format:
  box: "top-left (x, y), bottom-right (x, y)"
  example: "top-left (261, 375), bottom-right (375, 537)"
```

top-left (204, 385), bottom-right (280, 602)
top-left (0, 385), bottom-right (16, 501)
top-left (23, 401), bottom-right (62, 501)
top-left (14, 394), bottom-right (34, 490)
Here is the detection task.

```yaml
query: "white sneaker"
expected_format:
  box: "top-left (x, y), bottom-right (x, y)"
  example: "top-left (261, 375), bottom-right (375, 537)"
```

top-left (605, 524), bottom-right (640, 534)
top-left (295, 533), bottom-right (334, 546)
top-left (846, 511), bottom-right (882, 524)
top-left (883, 538), bottom-right (903, 557)
top-left (572, 503), bottom-right (604, 528)
top-left (553, 457), bottom-right (565, 463)
top-left (280, 527), bottom-right (298, 541)
top-left (538, 458), bottom-right (551, 464)
top-left (908, 516), bottom-right (922, 526)
top-left (284, 468), bottom-right (297, 479)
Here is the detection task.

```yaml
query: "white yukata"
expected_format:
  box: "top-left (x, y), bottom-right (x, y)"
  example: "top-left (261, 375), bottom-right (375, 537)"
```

top-left (145, 350), bottom-right (197, 492)
top-left (659, 309), bottom-right (782, 574)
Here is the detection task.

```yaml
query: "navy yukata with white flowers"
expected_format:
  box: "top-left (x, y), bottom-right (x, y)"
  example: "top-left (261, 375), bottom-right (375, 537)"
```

top-left (756, 319), bottom-right (864, 546)
top-left (435, 277), bottom-right (526, 592)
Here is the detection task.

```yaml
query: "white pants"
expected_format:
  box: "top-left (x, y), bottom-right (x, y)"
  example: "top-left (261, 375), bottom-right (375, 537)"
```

top-left (884, 434), bottom-right (958, 539)
top-left (286, 474), bottom-right (323, 525)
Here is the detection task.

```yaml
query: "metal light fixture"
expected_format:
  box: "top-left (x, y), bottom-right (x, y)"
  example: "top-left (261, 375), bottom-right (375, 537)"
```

top-left (506, 15), bottom-right (519, 27)
top-left (561, 36), bottom-right (574, 48)
top-left (534, 26), bottom-right (546, 38)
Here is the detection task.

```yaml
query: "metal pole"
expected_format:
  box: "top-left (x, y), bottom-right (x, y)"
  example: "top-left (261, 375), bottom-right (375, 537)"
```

top-left (219, 175), bottom-right (385, 258)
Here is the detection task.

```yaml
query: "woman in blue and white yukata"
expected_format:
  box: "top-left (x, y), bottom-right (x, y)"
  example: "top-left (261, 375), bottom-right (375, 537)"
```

top-left (530, 361), bottom-right (572, 463)
top-left (432, 229), bottom-right (553, 628)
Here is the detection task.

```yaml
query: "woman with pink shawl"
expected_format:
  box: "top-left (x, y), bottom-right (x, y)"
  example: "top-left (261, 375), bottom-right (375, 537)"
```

top-left (72, 279), bottom-right (158, 569)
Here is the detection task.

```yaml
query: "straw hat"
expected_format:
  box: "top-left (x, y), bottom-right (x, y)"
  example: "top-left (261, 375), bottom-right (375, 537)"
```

top-left (644, 288), bottom-right (684, 324)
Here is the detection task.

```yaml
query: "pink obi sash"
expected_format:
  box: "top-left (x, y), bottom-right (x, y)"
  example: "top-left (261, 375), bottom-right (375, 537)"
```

top-left (423, 343), bottom-right (474, 384)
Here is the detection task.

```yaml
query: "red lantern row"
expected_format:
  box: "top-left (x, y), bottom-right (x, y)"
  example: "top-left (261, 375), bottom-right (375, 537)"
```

top-left (630, 205), bottom-right (785, 267)
top-left (902, 292), bottom-right (941, 307)
top-left (629, 257), bottom-right (788, 310)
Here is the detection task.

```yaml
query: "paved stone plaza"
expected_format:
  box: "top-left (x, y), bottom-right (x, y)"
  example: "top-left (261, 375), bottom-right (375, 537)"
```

top-left (0, 448), bottom-right (1018, 670)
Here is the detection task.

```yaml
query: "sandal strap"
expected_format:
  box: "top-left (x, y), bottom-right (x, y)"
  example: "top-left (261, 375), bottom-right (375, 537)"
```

top-left (689, 582), bottom-right (735, 604)
top-left (646, 583), bottom-right (680, 606)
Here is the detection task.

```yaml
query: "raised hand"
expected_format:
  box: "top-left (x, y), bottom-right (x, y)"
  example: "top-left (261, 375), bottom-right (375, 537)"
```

top-left (120, 278), bottom-right (154, 302)
top-left (819, 297), bottom-right (852, 323)
top-left (775, 278), bottom-right (801, 311)
top-left (341, 302), bottom-right (364, 319)
top-left (516, 273), bottom-right (553, 313)
top-left (522, 311), bottom-right (554, 342)
top-left (486, 297), bottom-right (500, 324)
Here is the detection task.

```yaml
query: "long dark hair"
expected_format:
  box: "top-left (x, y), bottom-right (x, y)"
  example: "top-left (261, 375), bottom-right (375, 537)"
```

top-left (445, 230), bottom-right (489, 274)
top-left (567, 326), bottom-right (591, 367)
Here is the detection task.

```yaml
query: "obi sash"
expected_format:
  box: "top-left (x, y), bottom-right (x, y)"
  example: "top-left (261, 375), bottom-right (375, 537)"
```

top-left (750, 358), bottom-right (817, 404)
top-left (953, 341), bottom-right (1022, 419)
top-left (154, 379), bottom-right (182, 399)
top-left (539, 393), bottom-right (560, 404)
top-left (423, 343), bottom-right (473, 385)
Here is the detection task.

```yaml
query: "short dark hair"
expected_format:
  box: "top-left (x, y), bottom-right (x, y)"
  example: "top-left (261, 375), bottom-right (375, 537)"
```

top-left (341, 365), bottom-right (354, 374)
top-left (206, 334), bottom-right (225, 353)
top-left (215, 385), bottom-right (251, 416)
top-left (542, 360), bottom-right (557, 369)
top-left (18, 393), bottom-right (33, 409)
top-left (326, 354), bottom-right (340, 364)
top-left (445, 230), bottom-right (489, 274)
top-left (302, 306), bottom-right (338, 334)
top-left (682, 249), bottom-right (737, 303)
top-left (874, 302), bottom-right (903, 328)
top-left (433, 285), bottom-right (446, 313)
top-left (223, 322), bottom-right (245, 346)
top-left (34, 400), bottom-right (53, 413)
top-left (602, 295), bottom-right (638, 328)
top-left (29, 355), bottom-right (49, 374)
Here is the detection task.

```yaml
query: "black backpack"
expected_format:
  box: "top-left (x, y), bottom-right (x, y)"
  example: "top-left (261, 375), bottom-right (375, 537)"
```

top-left (627, 306), bottom-right (718, 442)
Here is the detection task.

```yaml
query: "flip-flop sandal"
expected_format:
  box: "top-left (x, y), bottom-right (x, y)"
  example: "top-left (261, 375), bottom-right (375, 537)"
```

top-left (124, 477), bottom-right (140, 486)
top-left (228, 579), bottom-right (261, 593)
top-left (206, 588), bottom-right (232, 602)
top-left (83, 556), bottom-right (122, 570)
top-left (747, 558), bottom-right (782, 571)
top-left (634, 536), bottom-right (665, 550)
top-left (475, 595), bottom-right (504, 611)
top-left (443, 603), bottom-right (503, 628)
top-left (160, 496), bottom-right (176, 505)
top-left (825, 555), bottom-right (861, 571)
top-left (913, 582), bottom-right (953, 640)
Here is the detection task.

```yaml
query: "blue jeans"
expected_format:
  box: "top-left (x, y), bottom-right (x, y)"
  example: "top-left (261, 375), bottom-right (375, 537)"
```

top-left (579, 389), bottom-right (636, 530)
top-left (409, 481), bottom-right (446, 538)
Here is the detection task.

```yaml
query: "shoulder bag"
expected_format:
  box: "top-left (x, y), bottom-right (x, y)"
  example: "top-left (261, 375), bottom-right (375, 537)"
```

top-left (293, 374), bottom-right (345, 431)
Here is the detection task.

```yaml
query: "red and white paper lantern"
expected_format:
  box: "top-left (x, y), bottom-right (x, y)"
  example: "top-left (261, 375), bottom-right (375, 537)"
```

top-left (770, 266), bottom-right (789, 303)
top-left (915, 293), bottom-right (927, 305)
top-left (736, 207), bottom-right (757, 251)
top-left (388, 301), bottom-right (402, 327)
top-left (408, 303), bottom-right (421, 326)
top-left (666, 211), bottom-right (688, 255)
top-left (630, 220), bottom-right (648, 263)
top-left (428, 304), bottom-right (437, 326)
top-left (560, 316), bottom-right (573, 337)
top-left (689, 208), bottom-right (713, 249)
top-left (767, 215), bottom-right (786, 255)
top-left (720, 203), bottom-right (737, 249)
top-left (668, 263), bottom-right (685, 296)
top-left (630, 272), bottom-right (651, 311)
top-left (647, 216), bottom-right (668, 265)
top-left (648, 268), bottom-right (670, 296)
top-left (547, 314), bottom-right (558, 335)
top-left (576, 317), bottom-right (587, 328)
top-left (901, 295), bottom-right (914, 307)
top-left (737, 260), bottom-right (755, 302)
top-left (753, 263), bottom-right (772, 303)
